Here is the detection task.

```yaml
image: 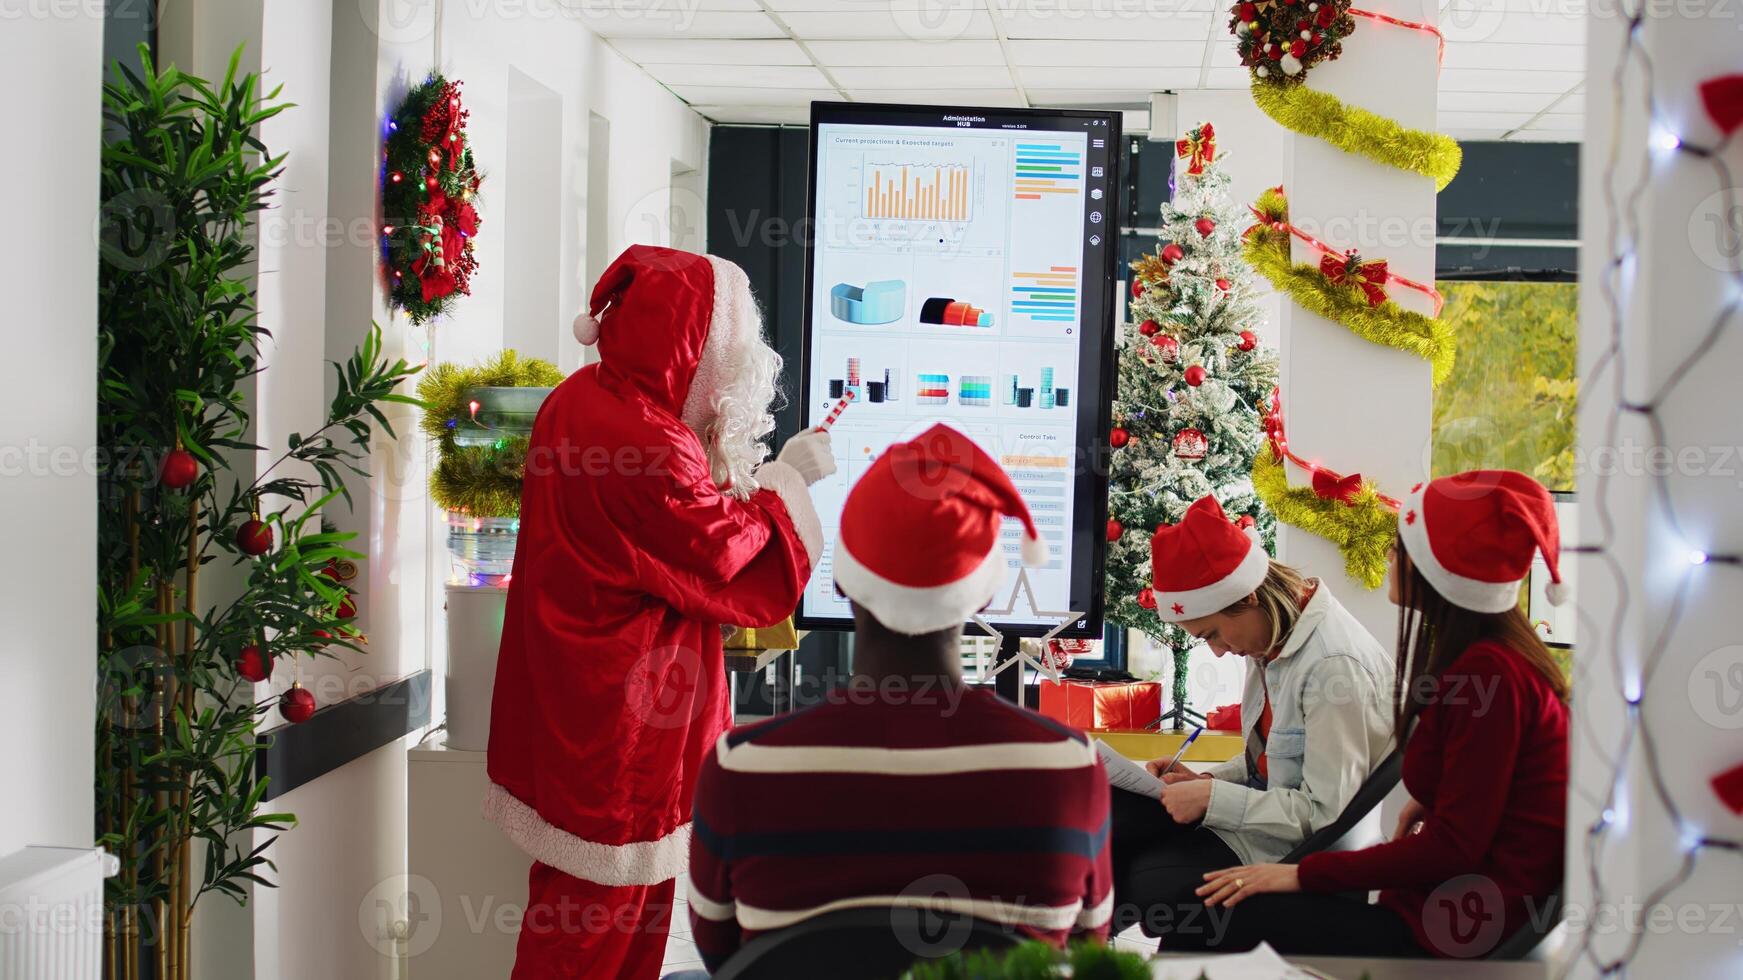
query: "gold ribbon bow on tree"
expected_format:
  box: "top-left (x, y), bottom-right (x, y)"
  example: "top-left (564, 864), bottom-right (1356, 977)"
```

top-left (1319, 251), bottom-right (1389, 307)
top-left (1176, 123), bottom-right (1217, 176)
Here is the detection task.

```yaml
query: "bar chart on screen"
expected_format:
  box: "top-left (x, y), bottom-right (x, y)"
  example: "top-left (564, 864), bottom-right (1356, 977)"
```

top-left (863, 163), bottom-right (971, 222)
top-left (1012, 141), bottom-right (1083, 202)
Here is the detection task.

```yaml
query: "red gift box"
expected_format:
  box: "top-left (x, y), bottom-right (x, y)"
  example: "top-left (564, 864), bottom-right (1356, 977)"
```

top-left (1038, 679), bottom-right (1163, 730)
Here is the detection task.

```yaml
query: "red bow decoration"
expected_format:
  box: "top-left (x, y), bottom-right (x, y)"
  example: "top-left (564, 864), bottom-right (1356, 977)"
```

top-left (1176, 123), bottom-right (1217, 176)
top-left (1312, 469), bottom-right (1365, 506)
top-left (1264, 387), bottom-right (1403, 511)
top-left (1320, 252), bottom-right (1390, 307)
top-left (1701, 74), bottom-right (1743, 136)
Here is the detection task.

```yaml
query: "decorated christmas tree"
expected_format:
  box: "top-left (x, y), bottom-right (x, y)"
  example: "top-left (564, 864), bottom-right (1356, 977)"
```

top-left (1105, 124), bottom-right (1280, 727)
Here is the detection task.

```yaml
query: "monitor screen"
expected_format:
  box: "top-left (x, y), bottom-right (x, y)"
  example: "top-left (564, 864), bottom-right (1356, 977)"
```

top-left (796, 101), bottom-right (1121, 638)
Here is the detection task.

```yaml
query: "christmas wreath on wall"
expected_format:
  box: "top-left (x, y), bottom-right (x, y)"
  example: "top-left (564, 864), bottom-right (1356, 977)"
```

top-left (382, 74), bottom-right (482, 324)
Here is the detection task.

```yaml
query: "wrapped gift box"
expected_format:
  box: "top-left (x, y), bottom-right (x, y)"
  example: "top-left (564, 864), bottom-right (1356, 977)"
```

top-left (1038, 679), bottom-right (1162, 730)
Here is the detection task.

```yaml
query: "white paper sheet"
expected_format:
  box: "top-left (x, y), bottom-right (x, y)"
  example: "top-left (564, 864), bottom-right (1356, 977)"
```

top-left (1096, 738), bottom-right (1163, 799)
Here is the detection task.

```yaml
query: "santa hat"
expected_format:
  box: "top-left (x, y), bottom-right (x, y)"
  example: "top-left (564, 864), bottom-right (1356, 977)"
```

top-left (1149, 495), bottom-right (1270, 623)
top-left (1397, 470), bottom-right (1565, 613)
top-left (833, 423), bottom-right (1047, 635)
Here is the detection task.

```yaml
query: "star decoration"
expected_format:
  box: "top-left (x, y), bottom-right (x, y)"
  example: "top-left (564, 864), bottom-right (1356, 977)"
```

top-left (1172, 602), bottom-right (1186, 615)
top-left (1404, 510), bottom-right (1417, 524)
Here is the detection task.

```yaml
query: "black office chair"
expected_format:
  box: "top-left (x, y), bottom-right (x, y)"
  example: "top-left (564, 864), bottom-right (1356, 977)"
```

top-left (1485, 888), bottom-right (1563, 960)
top-left (707, 906), bottom-right (1023, 980)
top-left (1281, 747), bottom-right (1405, 863)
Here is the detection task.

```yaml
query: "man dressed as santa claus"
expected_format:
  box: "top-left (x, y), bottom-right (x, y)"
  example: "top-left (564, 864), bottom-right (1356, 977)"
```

top-left (485, 245), bottom-right (832, 977)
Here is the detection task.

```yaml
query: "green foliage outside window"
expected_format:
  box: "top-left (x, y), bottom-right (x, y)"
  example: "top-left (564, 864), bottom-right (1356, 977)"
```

top-left (1430, 281), bottom-right (1579, 490)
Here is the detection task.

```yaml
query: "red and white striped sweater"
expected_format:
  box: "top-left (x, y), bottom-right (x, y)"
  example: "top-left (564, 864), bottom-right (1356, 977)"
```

top-left (686, 686), bottom-right (1113, 971)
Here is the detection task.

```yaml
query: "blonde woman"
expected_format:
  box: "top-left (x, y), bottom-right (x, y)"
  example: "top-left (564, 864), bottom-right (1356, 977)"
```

top-left (1109, 495), bottom-right (1394, 942)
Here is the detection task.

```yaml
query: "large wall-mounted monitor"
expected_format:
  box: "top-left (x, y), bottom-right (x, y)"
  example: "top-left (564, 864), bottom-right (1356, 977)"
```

top-left (795, 101), bottom-right (1121, 639)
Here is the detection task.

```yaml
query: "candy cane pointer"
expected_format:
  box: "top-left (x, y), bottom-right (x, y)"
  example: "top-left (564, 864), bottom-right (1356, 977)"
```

top-left (816, 389), bottom-right (855, 431)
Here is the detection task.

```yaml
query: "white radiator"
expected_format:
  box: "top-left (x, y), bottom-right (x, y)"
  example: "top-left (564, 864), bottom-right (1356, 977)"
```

top-left (0, 847), bottom-right (117, 980)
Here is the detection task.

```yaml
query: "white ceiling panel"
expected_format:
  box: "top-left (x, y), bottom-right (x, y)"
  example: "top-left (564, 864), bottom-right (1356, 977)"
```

top-left (1005, 40), bottom-right (1205, 68)
top-left (1202, 66), bottom-right (1254, 88)
top-left (779, 9), bottom-right (997, 40)
top-left (667, 84), bottom-right (839, 105)
top-left (607, 38), bottom-right (811, 64)
top-left (996, 9), bottom-right (1216, 41)
top-left (1017, 66), bottom-right (1201, 89)
top-left (846, 89), bottom-right (1029, 106)
top-left (589, 0), bottom-right (1588, 141)
top-left (806, 39), bottom-right (1007, 66)
top-left (641, 63), bottom-right (833, 87)
top-left (1438, 110), bottom-right (1540, 130)
top-left (1444, 42), bottom-right (1584, 73)
top-left (1439, 11), bottom-right (1585, 46)
top-left (1438, 90), bottom-right (1559, 114)
top-left (577, 10), bottom-right (783, 38)
top-left (1438, 68), bottom-right (1582, 94)
top-left (829, 65), bottom-right (1014, 88)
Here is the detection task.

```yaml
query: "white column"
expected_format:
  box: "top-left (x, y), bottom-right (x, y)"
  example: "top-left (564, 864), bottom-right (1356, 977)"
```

top-left (1566, 4), bottom-right (1743, 977)
top-left (0, 0), bottom-right (102, 859)
top-left (1273, 1), bottom-right (1439, 639)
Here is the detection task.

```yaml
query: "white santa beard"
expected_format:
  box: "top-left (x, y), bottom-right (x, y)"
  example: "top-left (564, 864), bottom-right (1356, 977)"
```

top-left (684, 257), bottom-right (783, 499)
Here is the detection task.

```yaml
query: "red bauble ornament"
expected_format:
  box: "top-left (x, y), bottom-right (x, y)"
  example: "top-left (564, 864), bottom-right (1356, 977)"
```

top-left (159, 449), bottom-right (199, 490)
top-left (1137, 586), bottom-right (1157, 610)
top-left (1290, 39), bottom-right (1307, 57)
top-left (279, 684), bottom-right (316, 724)
top-left (1184, 365), bottom-right (1208, 387)
top-left (1172, 427), bottom-right (1209, 461)
top-left (1237, 514), bottom-right (1257, 530)
top-left (1238, 330), bottom-right (1258, 351)
top-left (1195, 217), bottom-right (1217, 237)
top-left (236, 519), bottom-right (274, 556)
top-left (336, 591), bottom-right (357, 620)
top-left (1152, 334), bottom-right (1181, 363)
top-left (1216, 278), bottom-right (1231, 292)
top-left (1131, 279), bottom-right (1145, 299)
top-left (1109, 427), bottom-right (1130, 449)
top-left (1161, 243), bottom-right (1185, 264)
top-left (236, 645), bottom-right (271, 683)
top-left (1139, 319), bottom-right (1161, 336)
top-left (1107, 518), bottom-right (1124, 542)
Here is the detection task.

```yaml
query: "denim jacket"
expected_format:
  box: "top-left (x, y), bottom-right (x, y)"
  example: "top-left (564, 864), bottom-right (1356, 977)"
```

top-left (1202, 583), bottom-right (1395, 864)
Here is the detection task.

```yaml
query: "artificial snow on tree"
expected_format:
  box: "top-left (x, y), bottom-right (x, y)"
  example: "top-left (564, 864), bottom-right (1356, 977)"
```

top-left (1106, 124), bottom-right (1280, 729)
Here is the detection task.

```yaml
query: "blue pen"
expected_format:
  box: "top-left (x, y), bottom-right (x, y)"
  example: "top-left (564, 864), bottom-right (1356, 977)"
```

top-left (1157, 725), bottom-right (1205, 776)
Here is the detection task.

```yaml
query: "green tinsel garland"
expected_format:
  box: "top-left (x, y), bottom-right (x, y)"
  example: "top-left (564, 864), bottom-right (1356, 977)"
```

top-left (1251, 448), bottom-right (1396, 590)
top-left (1251, 81), bottom-right (1462, 190)
top-left (417, 350), bottom-right (564, 517)
top-left (1245, 188), bottom-right (1456, 386)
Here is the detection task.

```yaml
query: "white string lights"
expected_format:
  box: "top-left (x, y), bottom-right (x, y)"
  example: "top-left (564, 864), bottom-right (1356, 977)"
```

top-left (1564, 5), bottom-right (1743, 975)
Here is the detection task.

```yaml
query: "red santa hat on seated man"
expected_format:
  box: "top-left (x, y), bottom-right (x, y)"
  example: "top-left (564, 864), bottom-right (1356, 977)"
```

top-left (833, 423), bottom-right (1048, 635)
top-left (1149, 495), bottom-right (1271, 624)
top-left (1397, 469), bottom-right (1565, 613)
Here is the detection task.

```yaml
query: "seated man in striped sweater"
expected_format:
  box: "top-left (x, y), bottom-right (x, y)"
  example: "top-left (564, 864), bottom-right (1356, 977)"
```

top-left (686, 424), bottom-right (1113, 972)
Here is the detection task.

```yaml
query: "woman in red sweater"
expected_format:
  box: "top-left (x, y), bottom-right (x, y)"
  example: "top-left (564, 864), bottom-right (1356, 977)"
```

top-left (1189, 470), bottom-right (1571, 958)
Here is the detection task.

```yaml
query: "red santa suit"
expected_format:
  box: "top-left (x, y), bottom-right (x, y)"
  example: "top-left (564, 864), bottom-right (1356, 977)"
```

top-left (485, 245), bottom-right (823, 978)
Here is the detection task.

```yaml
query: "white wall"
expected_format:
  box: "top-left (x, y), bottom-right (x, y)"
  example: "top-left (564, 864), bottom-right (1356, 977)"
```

top-left (0, 4), bottom-right (102, 859)
top-left (239, 3), bottom-right (707, 979)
